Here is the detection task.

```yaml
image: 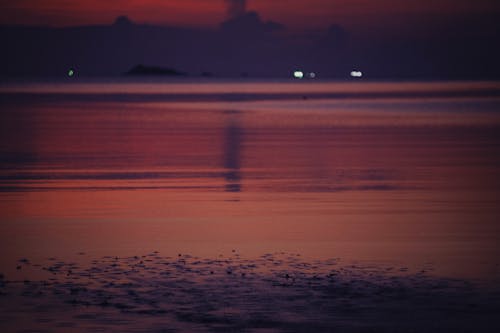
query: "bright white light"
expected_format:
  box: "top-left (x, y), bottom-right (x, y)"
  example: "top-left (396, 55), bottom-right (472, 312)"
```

top-left (350, 70), bottom-right (363, 78)
top-left (293, 71), bottom-right (304, 79)
top-left (308, 72), bottom-right (316, 79)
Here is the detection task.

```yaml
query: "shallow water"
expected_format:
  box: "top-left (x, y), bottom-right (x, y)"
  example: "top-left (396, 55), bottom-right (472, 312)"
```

top-left (1, 79), bottom-right (500, 331)
top-left (2, 251), bottom-right (500, 333)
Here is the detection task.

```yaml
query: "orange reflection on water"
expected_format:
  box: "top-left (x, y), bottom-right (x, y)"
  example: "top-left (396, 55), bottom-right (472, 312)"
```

top-left (1, 81), bottom-right (500, 280)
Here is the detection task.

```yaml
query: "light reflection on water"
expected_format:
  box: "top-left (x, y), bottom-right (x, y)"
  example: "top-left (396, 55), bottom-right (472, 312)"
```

top-left (1, 81), bottom-right (500, 281)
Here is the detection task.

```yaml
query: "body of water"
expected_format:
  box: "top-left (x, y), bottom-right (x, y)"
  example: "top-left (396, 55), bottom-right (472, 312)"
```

top-left (1, 79), bottom-right (500, 332)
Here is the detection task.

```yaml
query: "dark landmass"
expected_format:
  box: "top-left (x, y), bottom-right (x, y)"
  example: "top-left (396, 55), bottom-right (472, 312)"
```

top-left (124, 64), bottom-right (186, 76)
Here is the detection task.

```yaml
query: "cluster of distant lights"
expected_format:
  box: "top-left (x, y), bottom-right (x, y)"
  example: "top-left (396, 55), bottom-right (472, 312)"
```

top-left (293, 71), bottom-right (316, 79)
top-left (68, 67), bottom-right (363, 79)
top-left (293, 70), bottom-right (363, 79)
top-left (350, 70), bottom-right (363, 78)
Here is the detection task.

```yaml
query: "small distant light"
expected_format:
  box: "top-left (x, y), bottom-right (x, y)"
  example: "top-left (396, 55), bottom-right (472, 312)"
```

top-left (308, 72), bottom-right (316, 79)
top-left (68, 68), bottom-right (75, 77)
top-left (350, 70), bottom-right (362, 78)
top-left (293, 70), bottom-right (304, 79)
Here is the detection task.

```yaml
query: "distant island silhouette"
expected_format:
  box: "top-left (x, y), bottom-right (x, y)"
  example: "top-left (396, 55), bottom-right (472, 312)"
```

top-left (124, 64), bottom-right (186, 76)
top-left (1, 13), bottom-right (499, 79)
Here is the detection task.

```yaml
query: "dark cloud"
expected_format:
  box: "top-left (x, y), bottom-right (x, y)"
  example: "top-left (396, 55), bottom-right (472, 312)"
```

top-left (225, 0), bottom-right (246, 19)
top-left (325, 24), bottom-right (349, 49)
top-left (113, 15), bottom-right (134, 28)
top-left (0, 11), bottom-right (499, 79)
top-left (220, 11), bottom-right (285, 36)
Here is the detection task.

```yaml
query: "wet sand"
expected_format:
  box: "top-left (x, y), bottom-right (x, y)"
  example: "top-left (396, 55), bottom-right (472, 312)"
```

top-left (1, 251), bottom-right (500, 333)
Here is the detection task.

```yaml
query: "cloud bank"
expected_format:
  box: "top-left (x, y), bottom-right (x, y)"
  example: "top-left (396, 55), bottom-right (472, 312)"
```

top-left (225, 0), bottom-right (246, 19)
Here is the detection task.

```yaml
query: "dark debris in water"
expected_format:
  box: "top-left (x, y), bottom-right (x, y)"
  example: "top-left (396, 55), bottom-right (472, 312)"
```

top-left (1, 252), bottom-right (500, 332)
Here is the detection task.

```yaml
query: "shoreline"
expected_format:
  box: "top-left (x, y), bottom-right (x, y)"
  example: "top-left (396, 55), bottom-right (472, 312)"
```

top-left (1, 252), bottom-right (500, 332)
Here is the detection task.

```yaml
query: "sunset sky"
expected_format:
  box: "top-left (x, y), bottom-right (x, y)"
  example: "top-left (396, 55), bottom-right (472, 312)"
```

top-left (1, 0), bottom-right (499, 78)
top-left (2, 0), bottom-right (500, 33)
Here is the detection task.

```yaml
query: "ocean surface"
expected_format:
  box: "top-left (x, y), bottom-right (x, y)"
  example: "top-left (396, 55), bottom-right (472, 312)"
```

top-left (1, 79), bottom-right (500, 332)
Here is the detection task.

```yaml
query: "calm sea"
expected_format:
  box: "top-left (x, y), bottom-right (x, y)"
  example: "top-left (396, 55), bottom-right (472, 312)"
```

top-left (1, 79), bottom-right (500, 280)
